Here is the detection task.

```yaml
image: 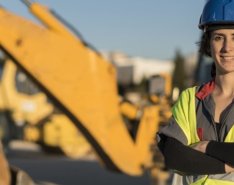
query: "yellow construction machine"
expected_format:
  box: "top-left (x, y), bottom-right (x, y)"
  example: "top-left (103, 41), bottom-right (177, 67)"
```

top-left (0, 58), bottom-right (93, 159)
top-left (0, 0), bottom-right (172, 184)
top-left (148, 74), bottom-right (172, 124)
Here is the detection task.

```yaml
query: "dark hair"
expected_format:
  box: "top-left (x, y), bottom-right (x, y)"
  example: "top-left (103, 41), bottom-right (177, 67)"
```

top-left (211, 62), bottom-right (216, 78)
top-left (198, 31), bottom-right (211, 57)
top-left (198, 31), bottom-right (216, 78)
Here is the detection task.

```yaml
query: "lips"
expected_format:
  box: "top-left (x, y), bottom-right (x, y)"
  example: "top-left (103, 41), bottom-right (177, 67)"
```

top-left (220, 56), bottom-right (234, 60)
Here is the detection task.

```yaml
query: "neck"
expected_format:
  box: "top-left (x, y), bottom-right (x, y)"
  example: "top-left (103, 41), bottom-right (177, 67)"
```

top-left (215, 72), bottom-right (234, 97)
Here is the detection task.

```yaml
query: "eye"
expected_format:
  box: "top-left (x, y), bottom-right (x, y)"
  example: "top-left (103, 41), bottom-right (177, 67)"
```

top-left (213, 35), bottom-right (223, 41)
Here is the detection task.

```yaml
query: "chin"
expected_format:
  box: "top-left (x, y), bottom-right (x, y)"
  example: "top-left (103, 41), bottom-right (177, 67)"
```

top-left (220, 70), bottom-right (234, 75)
top-left (216, 67), bottom-right (234, 75)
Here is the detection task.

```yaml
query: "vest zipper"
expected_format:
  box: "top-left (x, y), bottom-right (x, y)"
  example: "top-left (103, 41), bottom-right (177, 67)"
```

top-left (218, 102), bottom-right (234, 141)
top-left (203, 102), bottom-right (219, 141)
top-left (211, 117), bottom-right (220, 141)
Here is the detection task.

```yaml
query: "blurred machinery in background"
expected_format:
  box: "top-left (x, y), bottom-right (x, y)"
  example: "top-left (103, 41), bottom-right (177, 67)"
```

top-left (0, 0), bottom-right (173, 184)
top-left (148, 74), bottom-right (172, 124)
top-left (0, 58), bottom-right (93, 159)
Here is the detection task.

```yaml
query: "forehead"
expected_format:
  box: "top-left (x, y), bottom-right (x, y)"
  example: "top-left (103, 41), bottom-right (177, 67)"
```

top-left (212, 29), bottom-right (234, 35)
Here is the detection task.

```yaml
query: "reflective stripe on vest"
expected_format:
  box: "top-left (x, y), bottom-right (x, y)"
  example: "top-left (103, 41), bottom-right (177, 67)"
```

top-left (172, 87), bottom-right (234, 185)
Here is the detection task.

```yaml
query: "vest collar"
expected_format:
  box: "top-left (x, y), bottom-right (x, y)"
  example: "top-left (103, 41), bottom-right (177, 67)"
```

top-left (196, 80), bottom-right (215, 100)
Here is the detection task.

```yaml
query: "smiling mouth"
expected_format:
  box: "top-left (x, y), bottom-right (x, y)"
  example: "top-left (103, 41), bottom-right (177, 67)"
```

top-left (221, 56), bottom-right (234, 60)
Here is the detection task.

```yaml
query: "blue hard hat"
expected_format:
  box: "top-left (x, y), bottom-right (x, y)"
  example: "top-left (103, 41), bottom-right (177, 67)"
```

top-left (199, 0), bottom-right (234, 30)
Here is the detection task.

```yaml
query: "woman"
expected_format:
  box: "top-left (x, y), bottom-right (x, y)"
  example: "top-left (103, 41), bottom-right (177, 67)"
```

top-left (158, 0), bottom-right (234, 184)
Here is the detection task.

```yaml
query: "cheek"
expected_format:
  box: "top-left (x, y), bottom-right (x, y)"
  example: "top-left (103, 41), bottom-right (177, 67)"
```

top-left (209, 41), bottom-right (215, 56)
top-left (209, 47), bottom-right (216, 58)
top-left (210, 44), bottom-right (220, 57)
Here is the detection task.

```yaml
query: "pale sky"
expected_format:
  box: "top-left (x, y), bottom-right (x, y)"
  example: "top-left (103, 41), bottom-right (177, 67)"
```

top-left (1, 1), bottom-right (205, 60)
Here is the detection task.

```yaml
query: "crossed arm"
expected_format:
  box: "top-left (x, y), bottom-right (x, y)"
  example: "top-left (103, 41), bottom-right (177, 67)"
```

top-left (158, 134), bottom-right (234, 175)
top-left (193, 140), bottom-right (234, 172)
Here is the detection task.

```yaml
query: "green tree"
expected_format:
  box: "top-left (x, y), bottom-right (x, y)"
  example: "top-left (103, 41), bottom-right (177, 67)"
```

top-left (172, 49), bottom-right (186, 93)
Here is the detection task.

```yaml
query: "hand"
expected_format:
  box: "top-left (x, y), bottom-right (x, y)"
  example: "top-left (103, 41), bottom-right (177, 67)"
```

top-left (190, 141), bottom-right (210, 153)
top-left (225, 164), bottom-right (234, 173)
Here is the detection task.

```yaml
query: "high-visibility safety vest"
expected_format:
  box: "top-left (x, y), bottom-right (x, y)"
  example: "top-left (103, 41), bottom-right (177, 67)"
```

top-left (172, 87), bottom-right (234, 185)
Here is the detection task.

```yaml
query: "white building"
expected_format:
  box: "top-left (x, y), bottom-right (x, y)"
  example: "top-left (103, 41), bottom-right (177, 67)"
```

top-left (103, 51), bottom-right (174, 84)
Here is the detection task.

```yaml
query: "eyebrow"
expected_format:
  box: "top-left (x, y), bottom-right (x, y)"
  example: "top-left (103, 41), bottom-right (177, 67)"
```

top-left (212, 33), bottom-right (234, 36)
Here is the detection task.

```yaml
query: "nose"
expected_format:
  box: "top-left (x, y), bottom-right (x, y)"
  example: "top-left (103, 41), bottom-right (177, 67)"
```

top-left (222, 38), bottom-right (234, 52)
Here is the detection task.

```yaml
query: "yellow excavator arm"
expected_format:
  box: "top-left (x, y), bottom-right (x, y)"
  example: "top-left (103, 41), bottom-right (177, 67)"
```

top-left (0, 1), bottom-right (160, 175)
